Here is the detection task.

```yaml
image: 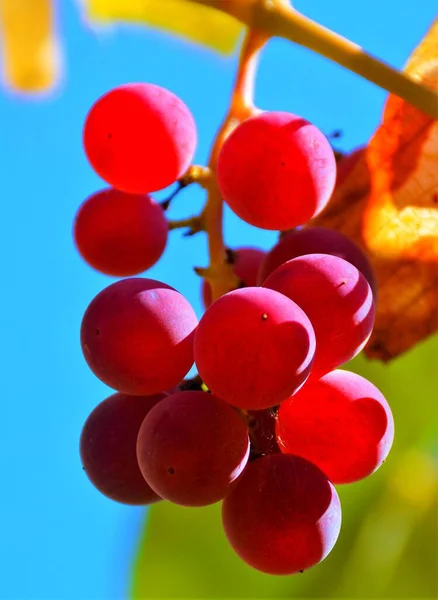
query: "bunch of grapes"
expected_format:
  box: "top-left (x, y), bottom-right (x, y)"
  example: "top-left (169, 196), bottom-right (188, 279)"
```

top-left (76, 83), bottom-right (394, 576)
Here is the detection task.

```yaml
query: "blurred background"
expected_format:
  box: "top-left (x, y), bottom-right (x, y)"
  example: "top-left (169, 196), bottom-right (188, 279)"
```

top-left (0, 0), bottom-right (437, 598)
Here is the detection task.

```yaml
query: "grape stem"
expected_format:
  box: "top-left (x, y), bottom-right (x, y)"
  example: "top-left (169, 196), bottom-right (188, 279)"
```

top-left (160, 182), bottom-right (185, 211)
top-left (188, 0), bottom-right (438, 119)
top-left (167, 215), bottom-right (205, 234)
top-left (180, 164), bottom-right (212, 188)
top-left (161, 164), bottom-right (212, 210)
top-left (201, 28), bottom-right (268, 302)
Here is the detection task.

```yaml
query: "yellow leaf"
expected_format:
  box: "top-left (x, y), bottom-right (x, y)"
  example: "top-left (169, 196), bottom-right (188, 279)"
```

top-left (86, 0), bottom-right (244, 54)
top-left (0, 0), bottom-right (60, 93)
top-left (311, 19), bottom-right (438, 361)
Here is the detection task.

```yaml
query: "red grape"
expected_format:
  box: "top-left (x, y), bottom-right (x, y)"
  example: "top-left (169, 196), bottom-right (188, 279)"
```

top-left (217, 112), bottom-right (336, 230)
top-left (194, 287), bottom-right (316, 410)
top-left (83, 83), bottom-right (197, 194)
top-left (80, 278), bottom-right (198, 395)
top-left (222, 454), bottom-right (342, 575)
top-left (136, 391), bottom-right (250, 506)
top-left (276, 370), bottom-right (394, 484)
top-left (80, 392), bottom-right (165, 504)
top-left (74, 188), bottom-right (168, 277)
top-left (263, 254), bottom-right (375, 378)
top-left (202, 247), bottom-right (265, 308)
top-left (258, 227), bottom-right (376, 294)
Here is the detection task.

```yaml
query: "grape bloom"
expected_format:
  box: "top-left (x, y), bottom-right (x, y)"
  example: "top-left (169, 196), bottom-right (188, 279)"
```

top-left (74, 188), bottom-right (168, 277)
top-left (80, 392), bottom-right (166, 505)
top-left (263, 253), bottom-right (375, 378)
top-left (83, 83), bottom-right (197, 194)
top-left (137, 391), bottom-right (250, 506)
top-left (76, 81), bottom-right (393, 576)
top-left (80, 278), bottom-right (198, 396)
top-left (217, 112), bottom-right (336, 230)
top-left (194, 287), bottom-right (316, 409)
top-left (258, 226), bottom-right (376, 294)
top-left (276, 370), bottom-right (394, 483)
top-left (222, 455), bottom-right (342, 575)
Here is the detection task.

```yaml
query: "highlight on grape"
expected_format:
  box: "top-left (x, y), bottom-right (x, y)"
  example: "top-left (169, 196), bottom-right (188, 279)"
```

top-left (76, 80), bottom-right (394, 576)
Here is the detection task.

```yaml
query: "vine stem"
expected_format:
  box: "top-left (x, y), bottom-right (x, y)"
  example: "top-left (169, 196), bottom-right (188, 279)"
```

top-left (201, 28), bottom-right (268, 302)
top-left (188, 0), bottom-right (438, 119)
top-left (167, 215), bottom-right (204, 233)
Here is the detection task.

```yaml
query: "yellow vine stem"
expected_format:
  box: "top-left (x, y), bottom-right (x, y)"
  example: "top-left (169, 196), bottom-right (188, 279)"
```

top-left (168, 215), bottom-right (204, 233)
top-left (202, 27), bottom-right (268, 302)
top-left (189, 0), bottom-right (438, 119)
top-left (166, 165), bottom-right (212, 232)
top-left (180, 164), bottom-right (212, 188)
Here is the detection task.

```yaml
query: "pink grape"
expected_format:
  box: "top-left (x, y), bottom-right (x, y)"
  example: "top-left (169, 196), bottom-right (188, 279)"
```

top-left (80, 392), bottom-right (166, 505)
top-left (202, 247), bottom-right (265, 308)
top-left (136, 391), bottom-right (250, 506)
top-left (222, 454), bottom-right (342, 575)
top-left (83, 83), bottom-right (197, 193)
top-left (263, 254), bottom-right (375, 378)
top-left (217, 112), bottom-right (336, 230)
top-left (276, 370), bottom-right (394, 483)
top-left (74, 188), bottom-right (168, 277)
top-left (80, 278), bottom-right (198, 395)
top-left (258, 227), bottom-right (376, 294)
top-left (194, 287), bottom-right (316, 410)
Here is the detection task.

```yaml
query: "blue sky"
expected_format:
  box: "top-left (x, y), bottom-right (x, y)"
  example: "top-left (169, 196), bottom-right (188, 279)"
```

top-left (0, 1), bottom-right (436, 598)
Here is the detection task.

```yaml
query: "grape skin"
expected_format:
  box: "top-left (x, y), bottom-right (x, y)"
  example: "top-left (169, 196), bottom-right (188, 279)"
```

top-left (136, 391), bottom-right (250, 506)
top-left (74, 73), bottom-right (396, 580)
top-left (202, 247), bottom-right (265, 308)
top-left (276, 369), bottom-right (394, 484)
top-left (217, 112), bottom-right (336, 230)
top-left (258, 227), bottom-right (376, 295)
top-left (74, 188), bottom-right (168, 277)
top-left (80, 278), bottom-right (198, 395)
top-left (263, 253), bottom-right (375, 379)
top-left (194, 287), bottom-right (316, 410)
top-left (80, 392), bottom-right (166, 505)
top-left (83, 83), bottom-right (197, 194)
top-left (222, 454), bottom-right (342, 575)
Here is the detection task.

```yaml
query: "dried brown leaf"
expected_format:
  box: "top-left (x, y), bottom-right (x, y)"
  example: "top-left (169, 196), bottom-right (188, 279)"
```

top-left (312, 20), bottom-right (438, 361)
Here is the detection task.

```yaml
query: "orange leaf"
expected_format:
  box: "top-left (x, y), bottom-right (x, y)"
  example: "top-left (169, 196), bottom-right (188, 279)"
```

top-left (311, 20), bottom-right (438, 362)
